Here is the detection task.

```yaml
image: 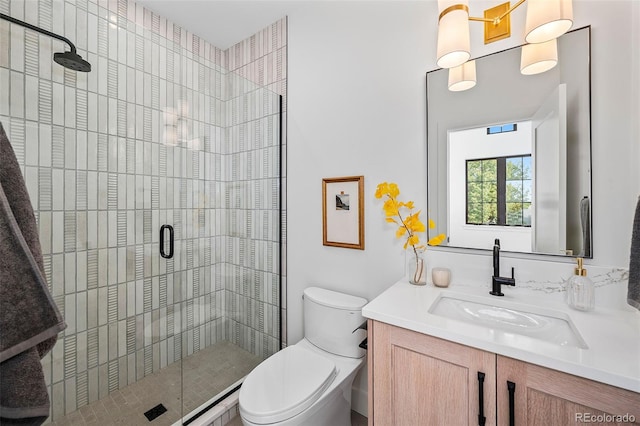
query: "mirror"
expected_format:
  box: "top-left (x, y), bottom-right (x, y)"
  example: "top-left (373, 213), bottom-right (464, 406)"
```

top-left (427, 26), bottom-right (591, 257)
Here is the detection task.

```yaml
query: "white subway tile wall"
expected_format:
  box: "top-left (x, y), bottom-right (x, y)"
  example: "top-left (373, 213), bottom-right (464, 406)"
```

top-left (0, 0), bottom-right (286, 422)
top-left (225, 15), bottom-right (288, 355)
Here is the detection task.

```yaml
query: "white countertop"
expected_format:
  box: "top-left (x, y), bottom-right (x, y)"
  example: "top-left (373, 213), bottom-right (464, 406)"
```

top-left (362, 280), bottom-right (640, 393)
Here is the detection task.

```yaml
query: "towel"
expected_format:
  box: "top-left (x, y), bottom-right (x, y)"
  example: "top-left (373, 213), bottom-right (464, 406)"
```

top-left (0, 122), bottom-right (66, 423)
top-left (629, 196), bottom-right (640, 311)
top-left (580, 196), bottom-right (591, 257)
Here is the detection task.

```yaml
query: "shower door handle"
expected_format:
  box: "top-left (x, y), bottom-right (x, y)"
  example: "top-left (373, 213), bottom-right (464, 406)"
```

top-left (160, 225), bottom-right (174, 259)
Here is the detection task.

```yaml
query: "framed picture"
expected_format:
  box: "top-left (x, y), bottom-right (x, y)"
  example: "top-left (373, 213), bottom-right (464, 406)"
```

top-left (322, 176), bottom-right (365, 250)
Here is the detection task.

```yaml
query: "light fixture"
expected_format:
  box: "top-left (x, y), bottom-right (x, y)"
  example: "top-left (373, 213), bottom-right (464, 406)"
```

top-left (448, 60), bottom-right (476, 91)
top-left (436, 0), bottom-right (471, 69)
top-left (520, 38), bottom-right (558, 75)
top-left (524, 0), bottom-right (573, 44)
top-left (436, 0), bottom-right (572, 91)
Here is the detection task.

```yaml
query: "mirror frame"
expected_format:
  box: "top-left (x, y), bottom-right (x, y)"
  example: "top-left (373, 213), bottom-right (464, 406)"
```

top-left (426, 26), bottom-right (592, 258)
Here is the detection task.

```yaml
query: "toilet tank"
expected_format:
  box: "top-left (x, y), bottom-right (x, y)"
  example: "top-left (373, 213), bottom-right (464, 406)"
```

top-left (303, 287), bottom-right (368, 359)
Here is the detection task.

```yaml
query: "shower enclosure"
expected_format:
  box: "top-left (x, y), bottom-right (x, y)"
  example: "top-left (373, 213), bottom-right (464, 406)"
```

top-left (0, 0), bottom-right (282, 424)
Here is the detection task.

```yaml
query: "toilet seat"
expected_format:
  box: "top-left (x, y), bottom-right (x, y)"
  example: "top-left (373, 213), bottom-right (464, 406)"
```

top-left (239, 345), bottom-right (337, 424)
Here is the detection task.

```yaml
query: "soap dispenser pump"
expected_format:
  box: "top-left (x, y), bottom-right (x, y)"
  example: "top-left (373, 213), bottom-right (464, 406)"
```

top-left (566, 257), bottom-right (595, 311)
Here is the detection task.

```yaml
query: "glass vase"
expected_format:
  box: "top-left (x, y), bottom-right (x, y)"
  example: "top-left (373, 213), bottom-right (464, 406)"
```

top-left (406, 251), bottom-right (426, 285)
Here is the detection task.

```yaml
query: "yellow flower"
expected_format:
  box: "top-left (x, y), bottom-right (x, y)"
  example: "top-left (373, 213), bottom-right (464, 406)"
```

top-left (405, 212), bottom-right (426, 233)
top-left (405, 234), bottom-right (420, 249)
top-left (383, 199), bottom-right (399, 217)
top-left (375, 182), bottom-right (446, 260)
top-left (374, 182), bottom-right (399, 199)
top-left (428, 233), bottom-right (447, 246)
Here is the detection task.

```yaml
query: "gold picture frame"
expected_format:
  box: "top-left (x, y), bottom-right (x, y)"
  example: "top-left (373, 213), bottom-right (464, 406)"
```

top-left (322, 176), bottom-right (365, 250)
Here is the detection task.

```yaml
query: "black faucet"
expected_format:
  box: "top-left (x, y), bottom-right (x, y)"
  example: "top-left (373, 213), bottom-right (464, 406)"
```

top-left (490, 239), bottom-right (515, 296)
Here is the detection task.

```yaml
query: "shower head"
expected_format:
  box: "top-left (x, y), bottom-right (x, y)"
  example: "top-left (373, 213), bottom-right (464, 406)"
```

top-left (1, 12), bottom-right (92, 72)
top-left (54, 51), bottom-right (92, 72)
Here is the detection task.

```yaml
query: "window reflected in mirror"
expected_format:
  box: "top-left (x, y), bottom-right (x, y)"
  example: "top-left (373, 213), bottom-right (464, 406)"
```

top-left (466, 154), bottom-right (532, 227)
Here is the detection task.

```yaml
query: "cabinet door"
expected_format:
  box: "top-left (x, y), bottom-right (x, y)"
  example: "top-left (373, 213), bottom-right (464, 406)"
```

top-left (497, 355), bottom-right (640, 425)
top-left (369, 321), bottom-right (496, 426)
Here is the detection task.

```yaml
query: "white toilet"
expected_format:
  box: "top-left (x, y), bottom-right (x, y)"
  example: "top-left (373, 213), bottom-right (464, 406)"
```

top-left (239, 287), bottom-right (368, 426)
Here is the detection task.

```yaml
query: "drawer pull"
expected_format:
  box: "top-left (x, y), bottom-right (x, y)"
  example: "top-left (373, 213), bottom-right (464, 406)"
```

top-left (477, 371), bottom-right (486, 426)
top-left (507, 380), bottom-right (516, 426)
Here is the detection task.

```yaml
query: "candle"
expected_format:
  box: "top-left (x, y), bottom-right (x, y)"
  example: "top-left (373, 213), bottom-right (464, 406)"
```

top-left (432, 267), bottom-right (451, 288)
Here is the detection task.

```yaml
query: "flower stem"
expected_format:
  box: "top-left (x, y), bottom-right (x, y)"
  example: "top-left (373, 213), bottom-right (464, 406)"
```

top-left (412, 256), bottom-right (424, 284)
top-left (387, 194), bottom-right (420, 262)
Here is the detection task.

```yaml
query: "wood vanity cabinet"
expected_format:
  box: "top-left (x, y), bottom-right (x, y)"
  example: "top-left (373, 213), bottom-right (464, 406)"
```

top-left (497, 356), bottom-right (640, 425)
top-left (368, 320), bottom-right (496, 425)
top-left (368, 320), bottom-right (640, 426)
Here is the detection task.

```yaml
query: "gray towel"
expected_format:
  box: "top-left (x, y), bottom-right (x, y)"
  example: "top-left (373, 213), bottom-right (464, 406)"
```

top-left (580, 196), bottom-right (591, 257)
top-left (0, 122), bottom-right (66, 423)
top-left (629, 196), bottom-right (640, 311)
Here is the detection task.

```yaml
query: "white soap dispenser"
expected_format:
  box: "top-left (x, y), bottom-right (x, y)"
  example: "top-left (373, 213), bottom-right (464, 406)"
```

top-left (566, 257), bottom-right (595, 311)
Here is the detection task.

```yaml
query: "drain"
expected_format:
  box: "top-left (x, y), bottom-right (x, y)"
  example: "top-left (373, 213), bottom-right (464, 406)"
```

top-left (144, 403), bottom-right (168, 421)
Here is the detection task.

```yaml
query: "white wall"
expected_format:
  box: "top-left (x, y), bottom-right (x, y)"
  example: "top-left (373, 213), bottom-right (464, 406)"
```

top-left (287, 1), bottom-right (433, 337)
top-left (286, 0), bottom-right (639, 414)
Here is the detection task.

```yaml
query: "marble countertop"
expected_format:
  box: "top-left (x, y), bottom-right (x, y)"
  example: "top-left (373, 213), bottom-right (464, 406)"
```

top-left (362, 279), bottom-right (640, 393)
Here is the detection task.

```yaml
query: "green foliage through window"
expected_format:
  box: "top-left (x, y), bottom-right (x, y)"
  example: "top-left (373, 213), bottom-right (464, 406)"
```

top-left (466, 155), bottom-right (531, 227)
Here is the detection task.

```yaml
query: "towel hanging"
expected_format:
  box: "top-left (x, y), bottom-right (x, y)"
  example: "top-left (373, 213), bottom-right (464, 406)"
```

top-left (0, 122), bottom-right (66, 423)
top-left (580, 196), bottom-right (591, 257)
top-left (628, 196), bottom-right (640, 311)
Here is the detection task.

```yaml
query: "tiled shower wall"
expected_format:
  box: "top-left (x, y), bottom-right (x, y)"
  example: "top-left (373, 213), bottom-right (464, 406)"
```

top-left (225, 17), bottom-right (288, 348)
top-left (223, 73), bottom-right (281, 359)
top-left (0, 0), bottom-right (281, 421)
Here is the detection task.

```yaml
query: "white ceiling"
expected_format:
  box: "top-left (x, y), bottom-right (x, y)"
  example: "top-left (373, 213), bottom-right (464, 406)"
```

top-left (135, 0), bottom-right (296, 50)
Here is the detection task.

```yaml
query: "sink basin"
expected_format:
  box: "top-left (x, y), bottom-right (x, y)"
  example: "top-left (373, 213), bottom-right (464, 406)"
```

top-left (428, 293), bottom-right (588, 349)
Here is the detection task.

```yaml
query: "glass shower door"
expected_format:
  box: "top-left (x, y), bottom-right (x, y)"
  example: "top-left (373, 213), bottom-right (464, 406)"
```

top-left (178, 71), bottom-right (282, 422)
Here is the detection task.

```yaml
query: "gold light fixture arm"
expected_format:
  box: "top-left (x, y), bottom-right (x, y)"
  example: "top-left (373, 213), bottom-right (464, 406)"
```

top-left (496, 0), bottom-right (526, 21)
top-left (468, 16), bottom-right (495, 24)
top-left (442, 0), bottom-right (526, 23)
top-left (466, 0), bottom-right (526, 23)
top-left (440, 1), bottom-right (527, 25)
top-left (438, 1), bottom-right (530, 45)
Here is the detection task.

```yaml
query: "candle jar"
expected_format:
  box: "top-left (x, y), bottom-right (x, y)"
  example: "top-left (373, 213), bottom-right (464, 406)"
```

top-left (432, 267), bottom-right (451, 288)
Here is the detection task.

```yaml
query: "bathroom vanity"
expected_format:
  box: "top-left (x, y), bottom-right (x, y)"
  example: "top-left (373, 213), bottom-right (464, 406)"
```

top-left (363, 281), bottom-right (640, 425)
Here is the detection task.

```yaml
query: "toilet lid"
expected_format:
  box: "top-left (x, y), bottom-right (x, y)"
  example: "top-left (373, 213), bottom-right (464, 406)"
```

top-left (239, 345), bottom-right (337, 424)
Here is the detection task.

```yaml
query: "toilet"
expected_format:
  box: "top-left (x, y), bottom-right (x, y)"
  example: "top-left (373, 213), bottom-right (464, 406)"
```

top-left (239, 287), bottom-right (368, 426)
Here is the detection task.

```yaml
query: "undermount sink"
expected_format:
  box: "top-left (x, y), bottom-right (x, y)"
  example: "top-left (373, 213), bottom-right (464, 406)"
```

top-left (428, 293), bottom-right (588, 349)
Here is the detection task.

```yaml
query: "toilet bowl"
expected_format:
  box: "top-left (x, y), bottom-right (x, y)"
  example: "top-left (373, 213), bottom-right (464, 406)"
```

top-left (239, 287), bottom-right (368, 426)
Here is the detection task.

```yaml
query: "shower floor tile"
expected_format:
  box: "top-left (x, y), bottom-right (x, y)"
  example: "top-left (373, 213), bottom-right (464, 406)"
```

top-left (48, 341), bottom-right (263, 426)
